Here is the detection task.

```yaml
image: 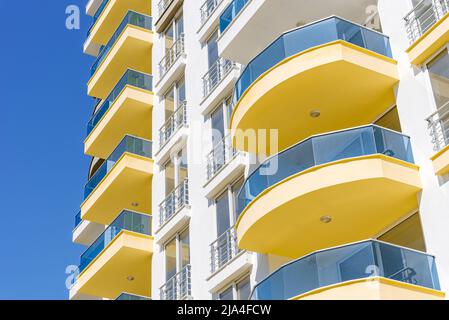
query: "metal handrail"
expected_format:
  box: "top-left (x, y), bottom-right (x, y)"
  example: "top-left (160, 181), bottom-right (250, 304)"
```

top-left (159, 34), bottom-right (185, 79)
top-left (206, 133), bottom-right (238, 180)
top-left (200, 0), bottom-right (224, 25)
top-left (426, 101), bottom-right (449, 151)
top-left (202, 58), bottom-right (236, 98)
top-left (160, 264), bottom-right (191, 300)
top-left (159, 179), bottom-right (189, 227)
top-left (404, 0), bottom-right (449, 43)
top-left (210, 226), bottom-right (240, 273)
top-left (159, 101), bottom-right (187, 147)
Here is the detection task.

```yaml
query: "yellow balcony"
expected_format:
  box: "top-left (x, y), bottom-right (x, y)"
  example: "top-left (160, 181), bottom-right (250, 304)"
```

top-left (251, 240), bottom-right (443, 300)
top-left (235, 126), bottom-right (422, 258)
top-left (295, 278), bottom-right (444, 300)
top-left (427, 106), bottom-right (449, 175)
top-left (230, 17), bottom-right (398, 155)
top-left (431, 144), bottom-right (449, 175)
top-left (87, 0), bottom-right (151, 48)
top-left (85, 70), bottom-right (154, 159)
top-left (72, 211), bottom-right (153, 299)
top-left (81, 136), bottom-right (153, 225)
top-left (405, 1), bottom-right (449, 65)
top-left (88, 13), bottom-right (154, 99)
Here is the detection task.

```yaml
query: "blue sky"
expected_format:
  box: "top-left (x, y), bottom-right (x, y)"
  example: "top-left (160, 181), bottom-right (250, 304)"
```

top-left (0, 1), bottom-right (94, 299)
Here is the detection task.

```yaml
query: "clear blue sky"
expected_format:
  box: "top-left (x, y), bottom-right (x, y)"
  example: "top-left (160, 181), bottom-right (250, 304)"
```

top-left (0, 1), bottom-right (94, 299)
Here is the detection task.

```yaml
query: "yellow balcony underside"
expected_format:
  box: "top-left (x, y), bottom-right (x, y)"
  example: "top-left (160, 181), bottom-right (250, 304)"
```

top-left (88, 26), bottom-right (154, 99)
top-left (407, 12), bottom-right (449, 65)
top-left (89, 0), bottom-right (151, 47)
top-left (85, 86), bottom-right (154, 159)
top-left (230, 41), bottom-right (399, 155)
top-left (73, 230), bottom-right (153, 300)
top-left (431, 144), bottom-right (449, 176)
top-left (236, 155), bottom-right (422, 258)
top-left (293, 277), bottom-right (445, 300)
top-left (81, 153), bottom-right (153, 225)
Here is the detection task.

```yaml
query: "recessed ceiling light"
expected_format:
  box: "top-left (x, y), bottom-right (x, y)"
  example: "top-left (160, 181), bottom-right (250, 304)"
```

top-left (320, 215), bottom-right (332, 224)
top-left (310, 110), bottom-right (321, 118)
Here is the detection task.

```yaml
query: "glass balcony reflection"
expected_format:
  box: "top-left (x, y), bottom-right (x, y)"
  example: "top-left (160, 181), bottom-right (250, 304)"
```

top-left (79, 210), bottom-right (152, 273)
top-left (84, 135), bottom-right (152, 199)
top-left (236, 125), bottom-right (414, 217)
top-left (90, 11), bottom-right (152, 76)
top-left (232, 16), bottom-right (392, 104)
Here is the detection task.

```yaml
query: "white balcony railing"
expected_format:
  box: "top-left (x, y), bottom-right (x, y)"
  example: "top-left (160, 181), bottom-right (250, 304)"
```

top-left (206, 134), bottom-right (238, 180)
top-left (159, 34), bottom-right (185, 80)
top-left (159, 179), bottom-right (189, 227)
top-left (159, 101), bottom-right (187, 147)
top-left (160, 264), bottom-right (192, 300)
top-left (404, 0), bottom-right (449, 43)
top-left (427, 101), bottom-right (449, 151)
top-left (200, 0), bottom-right (224, 25)
top-left (210, 226), bottom-right (240, 273)
top-left (202, 58), bottom-right (236, 98)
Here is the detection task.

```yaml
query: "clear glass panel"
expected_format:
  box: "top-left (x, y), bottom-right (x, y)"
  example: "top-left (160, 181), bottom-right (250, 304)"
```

top-left (87, 70), bottom-right (153, 136)
top-left (236, 126), bottom-right (414, 219)
top-left (165, 238), bottom-right (177, 281)
top-left (79, 211), bottom-right (151, 273)
top-left (207, 30), bottom-right (219, 68)
top-left (90, 11), bottom-right (152, 75)
top-left (232, 16), bottom-right (392, 103)
top-left (164, 160), bottom-right (175, 197)
top-left (218, 286), bottom-right (234, 300)
top-left (378, 213), bottom-right (426, 252)
top-left (180, 229), bottom-right (190, 268)
top-left (216, 191), bottom-right (230, 237)
top-left (237, 276), bottom-right (251, 300)
top-left (428, 50), bottom-right (449, 109)
top-left (251, 241), bottom-right (440, 300)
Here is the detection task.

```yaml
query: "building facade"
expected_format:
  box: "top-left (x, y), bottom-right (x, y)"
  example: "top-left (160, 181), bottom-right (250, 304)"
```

top-left (70, 0), bottom-right (449, 300)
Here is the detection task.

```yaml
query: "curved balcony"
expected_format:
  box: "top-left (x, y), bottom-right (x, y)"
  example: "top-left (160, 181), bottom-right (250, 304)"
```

top-left (84, 0), bottom-right (151, 56)
top-left (235, 125), bottom-right (422, 258)
top-left (230, 16), bottom-right (399, 155)
top-left (85, 69), bottom-right (154, 159)
top-left (72, 210), bottom-right (153, 300)
top-left (251, 240), bottom-right (443, 300)
top-left (81, 135), bottom-right (153, 225)
top-left (88, 11), bottom-right (154, 99)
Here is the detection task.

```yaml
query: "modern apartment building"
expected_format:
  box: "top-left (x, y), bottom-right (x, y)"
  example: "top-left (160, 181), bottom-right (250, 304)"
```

top-left (70, 0), bottom-right (449, 300)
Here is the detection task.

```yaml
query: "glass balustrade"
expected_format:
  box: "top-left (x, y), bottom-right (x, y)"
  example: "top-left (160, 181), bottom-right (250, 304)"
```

top-left (90, 11), bottom-right (152, 76)
top-left (78, 210), bottom-right (152, 273)
top-left (232, 16), bottom-right (392, 104)
top-left (86, 70), bottom-right (153, 136)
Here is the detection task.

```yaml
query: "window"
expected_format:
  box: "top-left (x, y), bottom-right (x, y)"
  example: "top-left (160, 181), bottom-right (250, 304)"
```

top-left (163, 147), bottom-right (188, 197)
top-left (216, 275), bottom-right (251, 300)
top-left (378, 213), bottom-right (426, 252)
